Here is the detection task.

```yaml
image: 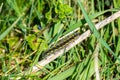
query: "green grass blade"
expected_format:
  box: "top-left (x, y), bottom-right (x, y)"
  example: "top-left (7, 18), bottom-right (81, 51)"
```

top-left (48, 66), bottom-right (76, 80)
top-left (0, 16), bottom-right (22, 40)
top-left (6, 0), bottom-right (21, 16)
top-left (77, 0), bottom-right (119, 60)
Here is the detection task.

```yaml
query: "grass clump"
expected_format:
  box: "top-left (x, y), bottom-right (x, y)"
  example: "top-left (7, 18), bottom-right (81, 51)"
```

top-left (0, 0), bottom-right (120, 79)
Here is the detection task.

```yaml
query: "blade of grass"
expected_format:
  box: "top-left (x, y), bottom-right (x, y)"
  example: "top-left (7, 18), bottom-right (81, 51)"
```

top-left (0, 15), bottom-right (23, 40)
top-left (6, 0), bottom-right (21, 16)
top-left (48, 66), bottom-right (76, 80)
top-left (77, 0), bottom-right (119, 60)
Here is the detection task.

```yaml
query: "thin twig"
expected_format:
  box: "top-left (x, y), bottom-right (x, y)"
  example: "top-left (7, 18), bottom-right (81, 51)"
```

top-left (32, 11), bottom-right (120, 72)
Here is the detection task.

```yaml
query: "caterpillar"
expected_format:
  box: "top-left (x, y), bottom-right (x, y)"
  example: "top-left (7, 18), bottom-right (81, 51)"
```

top-left (42, 30), bottom-right (81, 57)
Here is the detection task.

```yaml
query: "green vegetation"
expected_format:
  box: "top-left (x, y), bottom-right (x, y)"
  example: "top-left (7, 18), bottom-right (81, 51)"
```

top-left (0, 0), bottom-right (120, 79)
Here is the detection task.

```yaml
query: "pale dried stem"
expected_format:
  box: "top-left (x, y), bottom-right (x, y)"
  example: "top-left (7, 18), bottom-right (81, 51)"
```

top-left (94, 43), bottom-right (100, 80)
